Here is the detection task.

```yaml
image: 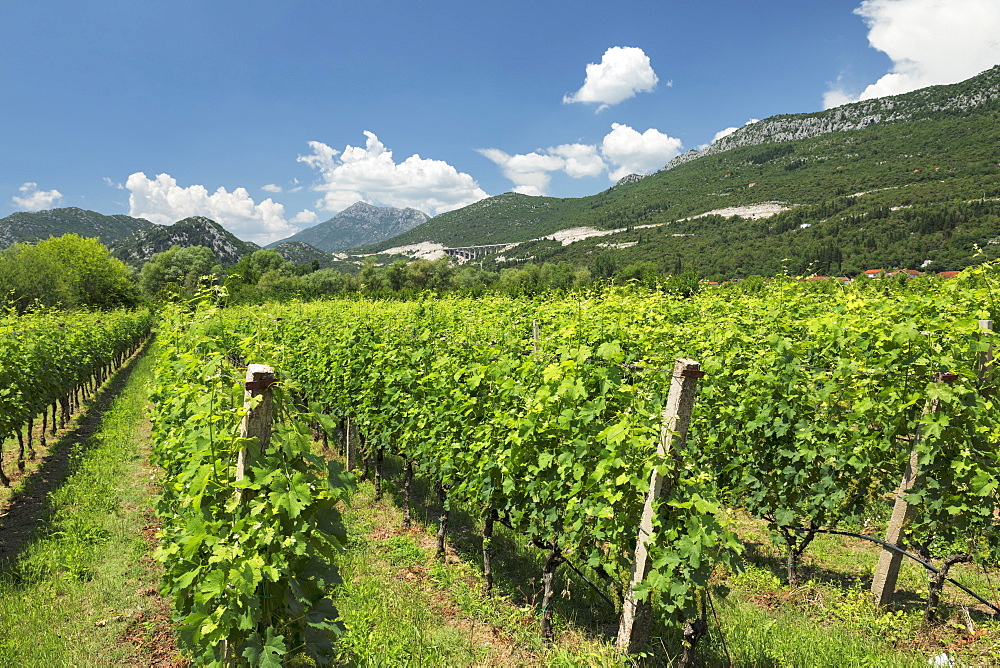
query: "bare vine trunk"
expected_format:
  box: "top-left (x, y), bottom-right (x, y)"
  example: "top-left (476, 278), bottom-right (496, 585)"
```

top-left (0, 438), bottom-right (8, 487)
top-left (540, 542), bottom-right (565, 641)
top-left (482, 507), bottom-right (497, 595)
top-left (436, 483), bottom-right (448, 560)
top-left (924, 552), bottom-right (972, 624)
top-left (60, 395), bottom-right (70, 429)
top-left (677, 592), bottom-right (709, 668)
top-left (776, 523), bottom-right (815, 586)
top-left (16, 428), bottom-right (25, 472)
top-left (403, 459), bottom-right (414, 527)
top-left (374, 446), bottom-right (384, 499)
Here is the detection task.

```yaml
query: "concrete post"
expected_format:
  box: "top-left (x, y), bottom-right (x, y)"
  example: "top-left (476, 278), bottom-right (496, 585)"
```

top-left (617, 358), bottom-right (702, 654)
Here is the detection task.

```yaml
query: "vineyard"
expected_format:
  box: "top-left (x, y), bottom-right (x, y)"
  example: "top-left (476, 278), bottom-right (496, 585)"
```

top-left (2, 272), bottom-right (999, 665)
top-left (0, 308), bottom-right (152, 486)
top-left (137, 269), bottom-right (1000, 665)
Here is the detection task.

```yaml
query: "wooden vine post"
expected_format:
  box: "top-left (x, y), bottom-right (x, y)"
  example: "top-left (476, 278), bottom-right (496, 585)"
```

top-left (617, 358), bottom-right (703, 654)
top-left (871, 371), bottom-right (954, 606)
top-left (236, 364), bottom-right (276, 501)
top-left (225, 364), bottom-right (275, 662)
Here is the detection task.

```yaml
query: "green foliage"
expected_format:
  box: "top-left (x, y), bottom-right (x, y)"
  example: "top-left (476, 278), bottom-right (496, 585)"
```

top-left (138, 245), bottom-right (221, 299)
top-left (234, 273), bottom-right (999, 624)
top-left (227, 249), bottom-right (293, 289)
top-left (0, 234), bottom-right (136, 311)
top-left (150, 305), bottom-right (354, 666)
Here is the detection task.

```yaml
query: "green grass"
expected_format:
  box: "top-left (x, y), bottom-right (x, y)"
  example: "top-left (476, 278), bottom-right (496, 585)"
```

top-left (0, 348), bottom-right (180, 666)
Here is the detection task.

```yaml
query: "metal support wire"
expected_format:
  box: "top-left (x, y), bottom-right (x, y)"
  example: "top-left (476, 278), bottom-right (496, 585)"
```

top-left (561, 555), bottom-right (617, 611)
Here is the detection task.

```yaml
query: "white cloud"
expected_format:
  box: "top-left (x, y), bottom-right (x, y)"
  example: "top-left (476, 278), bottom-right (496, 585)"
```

top-left (478, 148), bottom-right (572, 196)
top-left (601, 123), bottom-right (683, 181)
top-left (103, 177), bottom-right (125, 190)
top-left (12, 182), bottom-right (63, 211)
top-left (261, 183), bottom-right (283, 193)
top-left (297, 131), bottom-right (489, 215)
top-left (825, 0), bottom-right (1000, 107)
top-left (823, 88), bottom-right (856, 110)
top-left (125, 172), bottom-right (299, 245)
top-left (480, 125), bottom-right (683, 193)
top-left (563, 46), bottom-right (659, 111)
top-left (550, 143), bottom-right (606, 178)
top-left (291, 209), bottom-right (319, 225)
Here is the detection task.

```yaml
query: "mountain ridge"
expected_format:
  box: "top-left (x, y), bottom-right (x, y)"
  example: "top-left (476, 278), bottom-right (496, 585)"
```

top-left (664, 64), bottom-right (1000, 171)
top-left (266, 201), bottom-right (430, 252)
top-left (0, 207), bottom-right (154, 250)
top-left (110, 216), bottom-right (260, 266)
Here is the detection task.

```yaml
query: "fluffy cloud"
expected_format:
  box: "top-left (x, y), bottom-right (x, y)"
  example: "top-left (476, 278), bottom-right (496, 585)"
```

top-left (477, 149), bottom-right (563, 196)
top-left (825, 0), bottom-right (1000, 107)
top-left (297, 131), bottom-right (489, 215)
top-left (480, 125), bottom-right (683, 193)
top-left (261, 184), bottom-right (283, 193)
top-left (12, 182), bottom-right (63, 210)
top-left (478, 145), bottom-right (603, 196)
top-left (550, 143), bottom-right (606, 178)
top-left (563, 46), bottom-right (659, 110)
top-left (601, 123), bottom-right (683, 181)
top-left (125, 172), bottom-right (308, 245)
top-left (291, 209), bottom-right (319, 225)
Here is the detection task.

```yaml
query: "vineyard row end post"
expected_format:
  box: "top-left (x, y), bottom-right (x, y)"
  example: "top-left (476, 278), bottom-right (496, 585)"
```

top-left (228, 363), bottom-right (275, 663)
top-left (617, 358), bottom-right (702, 654)
top-left (237, 364), bottom-right (276, 488)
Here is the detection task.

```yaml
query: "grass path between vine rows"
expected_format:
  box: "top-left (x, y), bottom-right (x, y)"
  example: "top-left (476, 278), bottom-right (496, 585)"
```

top-left (0, 343), bottom-right (185, 666)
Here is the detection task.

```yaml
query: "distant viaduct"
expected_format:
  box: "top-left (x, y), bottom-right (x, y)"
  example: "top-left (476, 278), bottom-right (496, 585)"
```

top-left (441, 243), bottom-right (513, 261)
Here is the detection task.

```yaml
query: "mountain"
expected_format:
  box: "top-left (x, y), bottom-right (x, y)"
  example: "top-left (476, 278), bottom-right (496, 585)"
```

top-left (664, 64), bottom-right (1000, 171)
top-left (270, 241), bottom-right (333, 267)
top-left (111, 216), bottom-right (260, 266)
top-left (358, 65), bottom-right (1000, 277)
top-left (0, 207), bottom-right (154, 250)
top-left (266, 201), bottom-right (430, 252)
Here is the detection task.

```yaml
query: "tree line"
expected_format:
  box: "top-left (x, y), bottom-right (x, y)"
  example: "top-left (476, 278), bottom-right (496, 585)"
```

top-left (0, 231), bottom-right (983, 314)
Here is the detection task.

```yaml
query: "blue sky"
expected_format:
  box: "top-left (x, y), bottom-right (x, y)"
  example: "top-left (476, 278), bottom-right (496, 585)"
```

top-left (3, 0), bottom-right (999, 244)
